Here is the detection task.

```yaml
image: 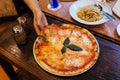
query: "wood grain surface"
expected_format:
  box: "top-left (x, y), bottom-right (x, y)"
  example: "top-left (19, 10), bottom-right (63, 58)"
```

top-left (0, 15), bottom-right (120, 80)
top-left (0, 0), bottom-right (17, 17)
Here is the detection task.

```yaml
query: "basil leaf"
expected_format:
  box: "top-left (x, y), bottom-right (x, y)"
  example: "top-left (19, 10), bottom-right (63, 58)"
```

top-left (68, 44), bottom-right (82, 51)
top-left (63, 38), bottom-right (70, 45)
top-left (61, 46), bottom-right (67, 54)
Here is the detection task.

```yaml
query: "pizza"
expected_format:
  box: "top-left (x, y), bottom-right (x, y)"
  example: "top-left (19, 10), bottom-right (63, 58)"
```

top-left (33, 24), bottom-right (99, 76)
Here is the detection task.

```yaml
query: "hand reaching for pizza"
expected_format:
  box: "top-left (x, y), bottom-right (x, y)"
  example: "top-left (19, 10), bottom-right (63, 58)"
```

top-left (33, 11), bottom-right (48, 35)
top-left (23, 0), bottom-right (48, 36)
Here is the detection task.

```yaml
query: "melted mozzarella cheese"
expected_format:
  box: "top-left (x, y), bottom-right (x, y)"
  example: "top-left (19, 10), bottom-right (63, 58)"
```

top-left (82, 35), bottom-right (92, 47)
top-left (79, 50), bottom-right (89, 55)
top-left (48, 37), bottom-right (57, 43)
top-left (64, 58), bottom-right (83, 67)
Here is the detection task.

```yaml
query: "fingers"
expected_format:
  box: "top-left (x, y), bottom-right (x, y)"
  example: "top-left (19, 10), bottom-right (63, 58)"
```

top-left (34, 12), bottom-right (48, 35)
top-left (38, 13), bottom-right (48, 29)
top-left (43, 14), bottom-right (48, 26)
top-left (34, 18), bottom-right (41, 35)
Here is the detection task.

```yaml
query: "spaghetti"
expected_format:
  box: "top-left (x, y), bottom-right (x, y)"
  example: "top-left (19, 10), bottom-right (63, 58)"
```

top-left (77, 5), bottom-right (103, 22)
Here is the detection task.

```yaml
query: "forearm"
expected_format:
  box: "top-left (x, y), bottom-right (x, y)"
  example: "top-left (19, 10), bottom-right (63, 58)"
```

top-left (23, 0), bottom-right (48, 35)
top-left (23, 0), bottom-right (42, 14)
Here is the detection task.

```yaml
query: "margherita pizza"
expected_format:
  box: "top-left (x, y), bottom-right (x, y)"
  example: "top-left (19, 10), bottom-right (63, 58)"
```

top-left (33, 24), bottom-right (99, 76)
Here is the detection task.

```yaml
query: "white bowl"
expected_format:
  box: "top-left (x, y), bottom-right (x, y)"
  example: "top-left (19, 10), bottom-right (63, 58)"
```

top-left (69, 0), bottom-right (112, 25)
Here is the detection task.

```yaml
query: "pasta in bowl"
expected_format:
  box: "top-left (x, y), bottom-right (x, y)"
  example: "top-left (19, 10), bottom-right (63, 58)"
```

top-left (69, 0), bottom-right (112, 25)
top-left (77, 5), bottom-right (103, 22)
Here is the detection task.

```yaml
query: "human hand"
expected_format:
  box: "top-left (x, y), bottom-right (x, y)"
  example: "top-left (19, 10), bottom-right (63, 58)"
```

top-left (33, 11), bottom-right (48, 35)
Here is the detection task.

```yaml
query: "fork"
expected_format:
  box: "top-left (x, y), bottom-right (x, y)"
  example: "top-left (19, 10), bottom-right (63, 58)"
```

top-left (94, 4), bottom-right (117, 22)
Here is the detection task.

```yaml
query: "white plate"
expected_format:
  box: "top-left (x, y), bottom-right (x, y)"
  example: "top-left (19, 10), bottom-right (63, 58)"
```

top-left (69, 0), bottom-right (112, 25)
top-left (117, 24), bottom-right (120, 36)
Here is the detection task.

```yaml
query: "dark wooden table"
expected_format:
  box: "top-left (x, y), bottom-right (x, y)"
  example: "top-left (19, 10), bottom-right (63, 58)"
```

top-left (0, 14), bottom-right (120, 80)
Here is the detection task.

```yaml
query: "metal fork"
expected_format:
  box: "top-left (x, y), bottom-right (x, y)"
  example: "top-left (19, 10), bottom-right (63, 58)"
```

top-left (94, 4), bottom-right (117, 22)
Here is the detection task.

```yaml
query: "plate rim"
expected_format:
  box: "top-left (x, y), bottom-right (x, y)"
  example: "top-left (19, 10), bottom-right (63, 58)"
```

top-left (116, 24), bottom-right (120, 36)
